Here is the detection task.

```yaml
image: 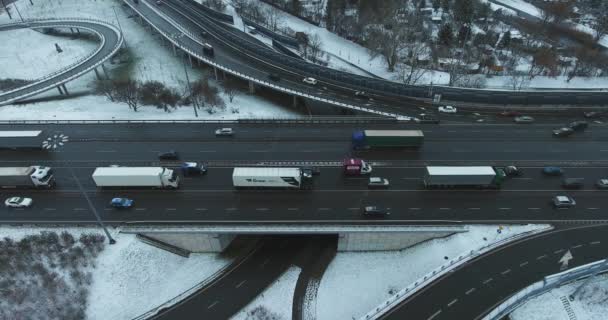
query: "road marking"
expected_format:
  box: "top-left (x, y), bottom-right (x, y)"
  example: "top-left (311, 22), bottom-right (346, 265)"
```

top-left (236, 280), bottom-right (246, 288)
top-left (528, 208), bottom-right (540, 210)
top-left (251, 150), bottom-right (270, 153)
top-left (554, 249), bottom-right (564, 255)
top-left (501, 269), bottom-right (511, 275)
top-left (428, 310), bottom-right (442, 320)
top-left (256, 208), bottom-right (269, 211)
top-left (499, 208), bottom-right (511, 210)
top-left (591, 241), bottom-right (601, 245)
top-left (439, 208), bottom-right (451, 210)
top-left (166, 208), bottom-right (177, 211)
top-left (135, 208), bottom-right (146, 211)
top-left (512, 177), bottom-right (532, 180)
top-left (207, 301), bottom-right (219, 309)
top-left (199, 150), bottom-right (217, 153)
top-left (103, 208), bottom-right (111, 211)
top-left (73, 208), bottom-right (86, 211)
top-left (225, 208), bottom-right (237, 211)
top-left (318, 208), bottom-right (330, 211)
top-left (447, 299), bottom-right (458, 307)
top-left (96, 150), bottom-right (117, 153)
top-left (287, 208), bottom-right (299, 211)
top-left (468, 207), bottom-right (480, 210)
top-left (483, 278), bottom-right (493, 284)
top-left (260, 258), bottom-right (270, 268)
top-left (409, 208), bottom-right (421, 210)
top-left (587, 208), bottom-right (599, 210)
top-left (348, 208), bottom-right (359, 210)
top-left (572, 244), bottom-right (583, 249)
top-left (195, 208), bottom-right (207, 211)
top-left (520, 261), bottom-right (529, 267)
top-left (401, 177), bottom-right (420, 180)
top-left (44, 208), bottom-right (56, 211)
top-left (465, 288), bottom-right (476, 295)
top-left (537, 254), bottom-right (547, 260)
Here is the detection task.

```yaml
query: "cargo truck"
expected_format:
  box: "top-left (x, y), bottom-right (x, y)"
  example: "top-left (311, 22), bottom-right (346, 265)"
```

top-left (343, 158), bottom-right (372, 175)
top-left (0, 166), bottom-right (55, 188)
top-left (232, 167), bottom-right (312, 189)
top-left (0, 130), bottom-right (45, 149)
top-left (423, 166), bottom-right (506, 189)
top-left (92, 167), bottom-right (179, 189)
top-left (352, 130), bottom-right (424, 149)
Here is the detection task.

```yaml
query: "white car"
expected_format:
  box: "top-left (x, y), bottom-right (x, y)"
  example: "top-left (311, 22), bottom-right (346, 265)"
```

top-left (368, 177), bottom-right (390, 189)
top-left (302, 77), bottom-right (318, 85)
top-left (438, 105), bottom-right (457, 113)
top-left (5, 197), bottom-right (33, 208)
top-left (215, 128), bottom-right (234, 137)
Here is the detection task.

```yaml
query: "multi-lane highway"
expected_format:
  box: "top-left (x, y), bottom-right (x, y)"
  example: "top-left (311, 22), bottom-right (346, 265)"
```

top-left (1, 123), bottom-right (607, 224)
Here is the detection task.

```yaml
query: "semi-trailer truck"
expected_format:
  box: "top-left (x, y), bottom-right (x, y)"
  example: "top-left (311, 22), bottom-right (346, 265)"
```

top-left (0, 130), bottom-right (45, 149)
top-left (0, 166), bottom-right (55, 188)
top-left (343, 158), bottom-right (372, 175)
top-left (92, 167), bottom-right (179, 189)
top-left (352, 130), bottom-right (424, 149)
top-left (423, 166), bottom-right (506, 189)
top-left (232, 167), bottom-right (312, 189)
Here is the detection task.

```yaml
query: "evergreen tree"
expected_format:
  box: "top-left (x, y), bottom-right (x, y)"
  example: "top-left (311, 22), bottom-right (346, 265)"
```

top-left (441, 0), bottom-right (450, 12)
top-left (438, 23), bottom-right (454, 46)
top-left (454, 0), bottom-right (474, 24)
top-left (502, 31), bottom-right (511, 48)
top-left (433, 0), bottom-right (441, 11)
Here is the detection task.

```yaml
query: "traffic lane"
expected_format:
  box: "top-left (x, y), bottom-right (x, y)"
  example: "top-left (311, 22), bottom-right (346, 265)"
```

top-left (1, 189), bottom-right (605, 222)
top-left (382, 225), bottom-right (608, 320)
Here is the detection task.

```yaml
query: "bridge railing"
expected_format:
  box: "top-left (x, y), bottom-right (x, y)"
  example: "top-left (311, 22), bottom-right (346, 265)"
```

top-left (358, 225), bottom-right (554, 320)
top-left (0, 18), bottom-right (124, 105)
top-left (0, 116), bottom-right (403, 124)
top-left (482, 259), bottom-right (608, 320)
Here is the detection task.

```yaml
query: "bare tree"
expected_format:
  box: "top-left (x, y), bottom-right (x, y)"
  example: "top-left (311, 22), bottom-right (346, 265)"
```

top-left (94, 79), bottom-right (116, 102)
top-left (540, 0), bottom-right (575, 25)
top-left (114, 79), bottom-right (140, 111)
top-left (398, 41), bottom-right (429, 85)
top-left (307, 33), bottom-right (324, 63)
top-left (203, 0), bottom-right (226, 12)
top-left (265, 5), bottom-right (283, 32)
top-left (504, 53), bottom-right (529, 90)
top-left (592, 15), bottom-right (608, 42)
top-left (529, 46), bottom-right (558, 79)
top-left (223, 78), bottom-right (238, 102)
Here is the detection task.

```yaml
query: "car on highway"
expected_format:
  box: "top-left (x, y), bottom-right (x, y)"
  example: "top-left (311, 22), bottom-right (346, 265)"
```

top-left (438, 105), bottom-right (457, 113)
top-left (595, 179), bottom-right (608, 189)
top-left (4, 197), bottom-right (32, 208)
top-left (553, 127), bottom-right (574, 137)
top-left (110, 198), bottom-right (134, 209)
top-left (499, 110), bottom-right (521, 117)
top-left (215, 128), bottom-right (234, 137)
top-left (514, 116), bottom-right (535, 124)
top-left (155, 0), bottom-right (162, 5)
top-left (368, 177), bottom-right (390, 189)
top-left (302, 77), bottom-right (318, 85)
top-left (584, 111), bottom-right (602, 119)
top-left (301, 167), bottom-right (320, 178)
top-left (180, 162), bottom-right (207, 176)
top-left (268, 73), bottom-right (281, 81)
top-left (503, 165), bottom-right (521, 177)
top-left (199, 30), bottom-right (209, 38)
top-left (561, 178), bottom-right (584, 189)
top-left (355, 91), bottom-right (371, 100)
top-left (568, 121), bottom-right (588, 131)
top-left (542, 166), bottom-right (563, 176)
top-left (362, 205), bottom-right (390, 217)
top-left (158, 150), bottom-right (179, 160)
top-left (417, 113), bottom-right (440, 124)
top-left (552, 195), bottom-right (576, 208)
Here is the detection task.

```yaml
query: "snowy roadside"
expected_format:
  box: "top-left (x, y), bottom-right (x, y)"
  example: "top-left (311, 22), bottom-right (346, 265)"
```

top-left (0, 226), bottom-right (232, 320)
top-left (510, 273), bottom-right (608, 320)
top-left (314, 224), bottom-right (549, 320)
top-left (230, 265), bottom-right (302, 320)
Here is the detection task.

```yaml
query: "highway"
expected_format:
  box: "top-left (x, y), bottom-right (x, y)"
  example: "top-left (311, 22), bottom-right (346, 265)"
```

top-left (1, 123), bottom-right (607, 223)
top-left (381, 224), bottom-right (608, 320)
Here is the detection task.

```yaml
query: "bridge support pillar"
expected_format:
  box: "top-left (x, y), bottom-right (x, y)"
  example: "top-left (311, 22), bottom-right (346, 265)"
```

top-left (188, 54), bottom-right (193, 68)
top-left (94, 68), bottom-right (102, 80)
top-left (101, 63), bottom-right (110, 80)
top-left (57, 85), bottom-right (64, 95)
top-left (248, 80), bottom-right (255, 94)
top-left (293, 95), bottom-right (298, 108)
top-left (214, 66), bottom-right (219, 80)
top-left (70, 27), bottom-right (74, 34)
top-left (172, 43), bottom-right (177, 56)
top-left (76, 28), bottom-right (80, 34)
top-left (62, 84), bottom-right (69, 95)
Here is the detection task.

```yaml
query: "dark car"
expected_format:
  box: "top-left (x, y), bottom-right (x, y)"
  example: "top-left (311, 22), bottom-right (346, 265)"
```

top-left (110, 198), bottom-right (134, 209)
top-left (268, 73), bottom-right (281, 81)
top-left (355, 91), bottom-right (371, 100)
top-left (543, 166), bottom-right (563, 176)
top-left (301, 167), bottom-right (320, 177)
top-left (553, 127), bottom-right (574, 137)
top-left (417, 114), bottom-right (440, 124)
top-left (362, 205), bottom-right (390, 217)
top-left (503, 165), bottom-right (521, 177)
top-left (158, 150), bottom-right (179, 160)
top-left (499, 110), bottom-right (521, 117)
top-left (562, 178), bottom-right (584, 189)
top-left (568, 121), bottom-right (588, 131)
top-left (595, 179), bottom-right (608, 189)
top-left (200, 30), bottom-right (209, 38)
top-left (584, 111), bottom-right (602, 119)
top-left (181, 162), bottom-right (207, 176)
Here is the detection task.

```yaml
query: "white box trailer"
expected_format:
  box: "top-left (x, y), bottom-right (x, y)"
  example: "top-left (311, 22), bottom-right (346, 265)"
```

top-left (232, 167), bottom-right (311, 189)
top-left (424, 166), bottom-right (505, 188)
top-left (0, 130), bottom-right (45, 149)
top-left (0, 166), bottom-right (55, 188)
top-left (92, 167), bottom-right (179, 189)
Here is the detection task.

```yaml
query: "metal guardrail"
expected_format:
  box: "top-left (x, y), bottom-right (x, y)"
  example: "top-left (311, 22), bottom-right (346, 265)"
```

top-left (125, 0), bottom-right (410, 119)
top-left (0, 116), bottom-right (402, 124)
top-left (358, 225), bottom-right (554, 320)
top-left (0, 18), bottom-right (123, 105)
top-left (483, 259), bottom-right (608, 320)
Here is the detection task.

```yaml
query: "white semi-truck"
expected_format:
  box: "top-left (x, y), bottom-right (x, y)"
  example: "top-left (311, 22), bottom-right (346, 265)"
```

top-left (423, 166), bottom-right (506, 189)
top-left (0, 130), bottom-right (45, 149)
top-left (92, 167), bottom-right (179, 189)
top-left (0, 166), bottom-right (55, 188)
top-left (232, 167), bottom-right (312, 189)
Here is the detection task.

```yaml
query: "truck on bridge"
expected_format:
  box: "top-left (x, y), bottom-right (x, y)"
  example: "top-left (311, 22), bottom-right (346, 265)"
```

top-left (232, 167), bottom-right (313, 189)
top-left (92, 167), bottom-right (179, 189)
top-left (0, 130), bottom-right (45, 149)
top-left (423, 166), bottom-right (506, 189)
top-left (0, 166), bottom-right (55, 188)
top-left (351, 130), bottom-right (424, 150)
top-left (343, 158), bottom-right (372, 176)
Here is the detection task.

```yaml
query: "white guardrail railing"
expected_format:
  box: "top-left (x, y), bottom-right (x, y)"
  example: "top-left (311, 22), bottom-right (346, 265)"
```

top-left (482, 259), bottom-right (608, 320)
top-left (0, 18), bottom-right (123, 105)
top-left (358, 225), bottom-right (554, 320)
top-left (125, 0), bottom-right (409, 120)
top-left (0, 116), bottom-right (403, 124)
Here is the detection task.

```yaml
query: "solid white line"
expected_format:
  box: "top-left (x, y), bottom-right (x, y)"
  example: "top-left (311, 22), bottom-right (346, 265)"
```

top-left (428, 310), bottom-right (442, 320)
top-left (554, 249), bottom-right (564, 254)
top-left (447, 299), bottom-right (458, 307)
top-left (96, 150), bottom-right (117, 153)
top-left (225, 208), bottom-right (237, 211)
top-left (587, 208), bottom-right (599, 210)
top-left (348, 208), bottom-right (359, 210)
top-left (409, 208), bottom-right (421, 210)
top-left (318, 208), bottom-right (330, 211)
top-left (468, 207), bottom-right (480, 210)
top-left (439, 208), bottom-right (451, 210)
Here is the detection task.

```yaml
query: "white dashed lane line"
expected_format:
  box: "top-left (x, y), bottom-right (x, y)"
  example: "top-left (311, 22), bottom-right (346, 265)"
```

top-left (447, 299), bottom-right (458, 307)
top-left (465, 288), bottom-right (476, 295)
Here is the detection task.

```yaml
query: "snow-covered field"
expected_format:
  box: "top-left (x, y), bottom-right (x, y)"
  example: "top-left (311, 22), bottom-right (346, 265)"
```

top-left (231, 265), bottom-right (301, 320)
top-left (314, 224), bottom-right (548, 320)
top-left (0, 0), bottom-right (300, 120)
top-left (510, 273), bottom-right (608, 320)
top-left (0, 226), bottom-right (232, 320)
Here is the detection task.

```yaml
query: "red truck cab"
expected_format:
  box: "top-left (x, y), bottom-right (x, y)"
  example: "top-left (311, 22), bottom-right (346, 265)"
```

top-left (343, 158), bottom-right (372, 175)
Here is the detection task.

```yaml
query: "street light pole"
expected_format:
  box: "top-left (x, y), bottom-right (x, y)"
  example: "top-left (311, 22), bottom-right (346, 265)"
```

top-left (69, 168), bottom-right (116, 245)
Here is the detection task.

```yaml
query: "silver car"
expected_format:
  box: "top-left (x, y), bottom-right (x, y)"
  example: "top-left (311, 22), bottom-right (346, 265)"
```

top-left (514, 116), bottom-right (535, 124)
top-left (5, 197), bottom-right (33, 208)
top-left (215, 128), bottom-right (234, 137)
top-left (368, 177), bottom-right (390, 189)
top-left (552, 195), bottom-right (575, 208)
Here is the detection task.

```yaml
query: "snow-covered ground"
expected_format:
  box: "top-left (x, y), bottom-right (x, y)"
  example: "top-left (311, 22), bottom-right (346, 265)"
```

top-left (0, 0), bottom-right (300, 120)
top-left (231, 265), bottom-right (301, 320)
top-left (315, 224), bottom-right (548, 320)
top-left (0, 226), bottom-right (232, 320)
top-left (511, 273), bottom-right (608, 320)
